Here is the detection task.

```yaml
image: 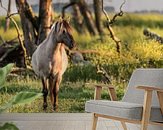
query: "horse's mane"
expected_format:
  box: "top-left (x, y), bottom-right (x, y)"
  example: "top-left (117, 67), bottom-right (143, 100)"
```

top-left (50, 19), bottom-right (72, 34)
top-left (62, 20), bottom-right (72, 33)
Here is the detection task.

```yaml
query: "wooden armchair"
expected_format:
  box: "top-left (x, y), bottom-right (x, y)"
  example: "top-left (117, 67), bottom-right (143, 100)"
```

top-left (85, 68), bottom-right (163, 130)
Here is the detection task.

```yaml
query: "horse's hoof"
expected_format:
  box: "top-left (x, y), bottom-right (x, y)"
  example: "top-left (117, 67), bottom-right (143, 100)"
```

top-left (43, 103), bottom-right (47, 111)
top-left (52, 106), bottom-right (58, 112)
top-left (51, 108), bottom-right (55, 112)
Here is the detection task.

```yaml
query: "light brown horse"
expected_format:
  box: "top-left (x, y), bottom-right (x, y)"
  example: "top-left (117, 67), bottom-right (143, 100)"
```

top-left (31, 19), bottom-right (76, 111)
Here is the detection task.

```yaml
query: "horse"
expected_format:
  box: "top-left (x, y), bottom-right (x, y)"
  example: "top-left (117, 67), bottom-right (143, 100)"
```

top-left (31, 19), bottom-right (76, 111)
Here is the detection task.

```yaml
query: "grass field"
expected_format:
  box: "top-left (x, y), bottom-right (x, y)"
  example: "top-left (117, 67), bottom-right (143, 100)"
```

top-left (0, 13), bottom-right (163, 112)
top-left (1, 76), bottom-right (116, 113)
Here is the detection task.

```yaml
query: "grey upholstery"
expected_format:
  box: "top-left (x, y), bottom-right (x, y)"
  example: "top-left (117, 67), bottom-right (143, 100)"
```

top-left (85, 100), bottom-right (163, 122)
top-left (85, 69), bottom-right (163, 123)
top-left (122, 68), bottom-right (163, 106)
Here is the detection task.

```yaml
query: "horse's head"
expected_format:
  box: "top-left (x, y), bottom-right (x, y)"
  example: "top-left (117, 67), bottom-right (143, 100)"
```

top-left (52, 19), bottom-right (76, 49)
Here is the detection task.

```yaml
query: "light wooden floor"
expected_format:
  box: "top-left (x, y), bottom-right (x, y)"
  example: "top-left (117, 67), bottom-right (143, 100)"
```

top-left (0, 113), bottom-right (127, 130)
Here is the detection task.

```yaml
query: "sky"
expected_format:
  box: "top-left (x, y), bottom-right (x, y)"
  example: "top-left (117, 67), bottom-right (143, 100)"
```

top-left (0, 0), bottom-right (163, 16)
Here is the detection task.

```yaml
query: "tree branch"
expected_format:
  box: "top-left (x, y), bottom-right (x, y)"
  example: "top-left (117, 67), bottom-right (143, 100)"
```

top-left (0, 44), bottom-right (19, 62)
top-left (109, 0), bottom-right (125, 25)
top-left (102, 0), bottom-right (125, 54)
top-left (62, 2), bottom-right (76, 18)
top-left (0, 36), bottom-right (18, 47)
top-left (8, 15), bottom-right (29, 68)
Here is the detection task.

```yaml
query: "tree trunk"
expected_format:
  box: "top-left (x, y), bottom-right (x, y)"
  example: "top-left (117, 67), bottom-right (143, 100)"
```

top-left (38, 0), bottom-right (52, 44)
top-left (15, 0), bottom-right (53, 67)
top-left (4, 0), bottom-right (11, 32)
top-left (70, 0), bottom-right (84, 33)
top-left (16, 0), bottom-right (37, 57)
top-left (77, 0), bottom-right (97, 35)
top-left (93, 0), bottom-right (103, 35)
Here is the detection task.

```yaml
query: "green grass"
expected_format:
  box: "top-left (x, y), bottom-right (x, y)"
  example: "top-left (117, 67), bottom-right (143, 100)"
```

top-left (114, 13), bottom-right (163, 28)
top-left (0, 13), bottom-right (163, 112)
top-left (1, 77), bottom-right (121, 113)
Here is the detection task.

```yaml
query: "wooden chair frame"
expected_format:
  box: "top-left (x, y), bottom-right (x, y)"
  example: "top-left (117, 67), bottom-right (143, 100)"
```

top-left (92, 85), bottom-right (163, 130)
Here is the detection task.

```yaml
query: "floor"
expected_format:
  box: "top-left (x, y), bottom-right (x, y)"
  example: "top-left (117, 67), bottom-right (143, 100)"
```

top-left (0, 113), bottom-right (140, 130)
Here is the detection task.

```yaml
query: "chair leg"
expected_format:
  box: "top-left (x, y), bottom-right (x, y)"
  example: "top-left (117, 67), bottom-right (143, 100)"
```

top-left (121, 121), bottom-right (127, 130)
top-left (92, 113), bottom-right (98, 130)
top-left (141, 124), bottom-right (148, 130)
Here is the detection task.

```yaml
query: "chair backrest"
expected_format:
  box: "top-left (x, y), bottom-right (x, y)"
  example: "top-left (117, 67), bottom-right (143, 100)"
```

top-left (122, 68), bottom-right (163, 107)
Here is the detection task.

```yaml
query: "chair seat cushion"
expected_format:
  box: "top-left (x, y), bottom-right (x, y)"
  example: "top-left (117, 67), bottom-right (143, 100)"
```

top-left (85, 100), bottom-right (163, 122)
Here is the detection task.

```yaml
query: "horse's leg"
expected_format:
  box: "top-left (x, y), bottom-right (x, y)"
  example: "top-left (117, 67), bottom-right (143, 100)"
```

top-left (49, 76), bottom-right (55, 111)
top-left (53, 75), bottom-right (62, 111)
top-left (49, 74), bottom-right (62, 111)
top-left (41, 77), bottom-right (48, 110)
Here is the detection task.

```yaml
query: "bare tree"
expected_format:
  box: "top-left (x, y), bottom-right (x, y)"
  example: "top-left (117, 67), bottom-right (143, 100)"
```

top-left (15, 0), bottom-right (53, 55)
top-left (102, 0), bottom-right (125, 54)
top-left (62, 1), bottom-right (84, 33)
top-left (77, 0), bottom-right (97, 35)
top-left (70, 0), bottom-right (84, 33)
top-left (62, 0), bottom-right (97, 35)
top-left (16, 0), bottom-right (37, 57)
top-left (38, 0), bottom-right (52, 44)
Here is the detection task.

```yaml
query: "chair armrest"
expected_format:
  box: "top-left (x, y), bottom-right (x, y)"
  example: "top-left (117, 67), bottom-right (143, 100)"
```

top-left (137, 86), bottom-right (163, 92)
